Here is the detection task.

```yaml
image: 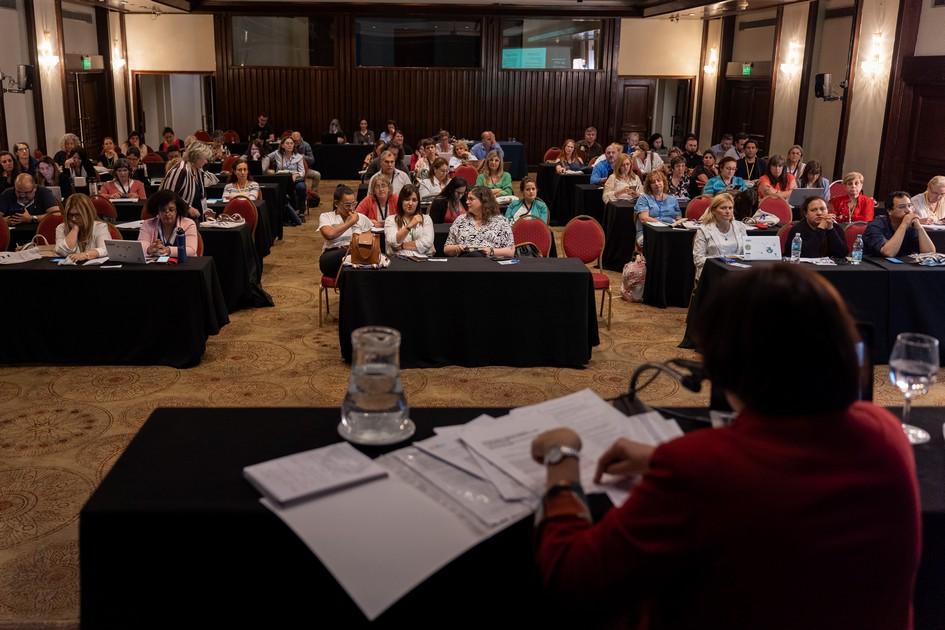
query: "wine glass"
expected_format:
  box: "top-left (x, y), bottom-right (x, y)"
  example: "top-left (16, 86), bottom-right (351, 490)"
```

top-left (888, 332), bottom-right (939, 445)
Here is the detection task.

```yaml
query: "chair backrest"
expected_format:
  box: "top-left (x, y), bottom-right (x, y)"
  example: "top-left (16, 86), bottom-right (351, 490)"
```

top-left (543, 147), bottom-right (561, 162)
top-left (562, 214), bottom-right (605, 264)
top-left (759, 196), bottom-right (793, 225)
top-left (511, 216), bottom-right (553, 257)
top-left (106, 223), bottom-right (123, 240)
top-left (844, 221), bottom-right (868, 252)
top-left (143, 153), bottom-right (164, 163)
top-left (828, 179), bottom-right (846, 200)
top-left (454, 166), bottom-right (478, 187)
top-left (91, 195), bottom-right (118, 221)
top-left (222, 155), bottom-right (240, 174)
top-left (37, 213), bottom-right (64, 244)
top-left (686, 196), bottom-right (711, 221)
top-left (223, 130), bottom-right (240, 143)
top-left (140, 206), bottom-right (153, 220)
top-left (0, 216), bottom-right (9, 251)
top-left (196, 230), bottom-right (204, 256)
top-left (224, 197), bottom-right (258, 235)
top-left (33, 149), bottom-right (44, 160)
top-left (777, 221), bottom-right (795, 253)
top-left (194, 130), bottom-right (212, 142)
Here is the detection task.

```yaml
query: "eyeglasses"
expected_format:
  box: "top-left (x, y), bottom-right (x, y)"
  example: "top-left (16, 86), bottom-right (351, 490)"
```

top-left (340, 202), bottom-right (357, 209)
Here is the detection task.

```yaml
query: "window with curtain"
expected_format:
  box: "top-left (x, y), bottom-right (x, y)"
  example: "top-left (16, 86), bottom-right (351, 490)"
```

top-left (354, 18), bottom-right (481, 68)
top-left (500, 19), bottom-right (601, 70)
top-left (231, 16), bottom-right (334, 67)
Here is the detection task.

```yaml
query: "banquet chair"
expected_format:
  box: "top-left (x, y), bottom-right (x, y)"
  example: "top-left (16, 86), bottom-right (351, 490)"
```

top-left (196, 231), bottom-right (204, 256)
top-left (223, 130), bottom-right (240, 143)
top-left (511, 216), bottom-right (553, 257)
top-left (143, 153), bottom-right (164, 163)
top-left (37, 213), bottom-right (64, 244)
top-left (844, 221), bottom-right (869, 252)
top-left (454, 165), bottom-right (478, 187)
top-left (543, 147), bottom-right (561, 162)
top-left (759, 197), bottom-right (793, 225)
top-left (222, 155), bottom-right (240, 174)
top-left (777, 222), bottom-right (796, 254)
top-left (828, 180), bottom-right (846, 200)
top-left (562, 214), bottom-right (611, 329)
top-left (0, 217), bottom-right (9, 251)
top-left (685, 196), bottom-right (711, 221)
top-left (91, 195), bottom-right (118, 222)
top-left (106, 223), bottom-right (123, 240)
top-left (194, 130), bottom-right (212, 143)
top-left (224, 197), bottom-right (258, 236)
top-left (318, 274), bottom-right (340, 327)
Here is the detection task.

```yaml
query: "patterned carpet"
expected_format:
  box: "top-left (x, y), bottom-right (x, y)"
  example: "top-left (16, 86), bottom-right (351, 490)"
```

top-left (0, 179), bottom-right (941, 628)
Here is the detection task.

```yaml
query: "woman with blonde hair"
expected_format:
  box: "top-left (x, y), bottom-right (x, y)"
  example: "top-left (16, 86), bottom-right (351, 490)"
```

top-left (692, 193), bottom-right (748, 279)
top-left (911, 175), bottom-right (945, 223)
top-left (785, 145), bottom-right (806, 180)
top-left (554, 139), bottom-right (584, 173)
top-left (634, 170), bottom-right (681, 245)
top-left (449, 140), bottom-right (474, 170)
top-left (475, 150), bottom-right (513, 197)
top-left (161, 141), bottom-right (213, 219)
top-left (602, 152), bottom-right (642, 204)
top-left (55, 193), bottom-right (110, 262)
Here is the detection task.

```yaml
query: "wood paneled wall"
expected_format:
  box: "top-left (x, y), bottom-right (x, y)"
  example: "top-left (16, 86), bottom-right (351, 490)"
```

top-left (213, 14), bottom-right (622, 167)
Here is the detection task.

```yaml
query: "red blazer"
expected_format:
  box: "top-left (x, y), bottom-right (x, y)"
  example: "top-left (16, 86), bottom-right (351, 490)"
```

top-left (535, 402), bottom-right (920, 630)
top-left (831, 194), bottom-right (875, 223)
top-left (356, 194), bottom-right (398, 222)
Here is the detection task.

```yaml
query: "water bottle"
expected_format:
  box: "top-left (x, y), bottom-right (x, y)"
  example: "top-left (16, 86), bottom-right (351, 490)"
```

top-left (339, 326), bottom-right (414, 445)
top-left (175, 228), bottom-right (187, 263)
top-left (851, 234), bottom-right (864, 265)
top-left (790, 233), bottom-right (802, 263)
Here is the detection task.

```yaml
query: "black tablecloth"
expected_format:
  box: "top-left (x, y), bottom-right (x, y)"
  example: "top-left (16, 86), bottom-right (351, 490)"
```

top-left (313, 143), bottom-right (371, 179)
top-left (868, 258), bottom-right (945, 363)
top-left (338, 257), bottom-right (598, 367)
top-left (256, 174), bottom-right (295, 239)
top-left (498, 141), bottom-right (526, 179)
top-left (0, 257), bottom-right (228, 367)
top-left (80, 405), bottom-right (945, 629)
top-left (206, 185), bottom-right (278, 254)
top-left (601, 201), bottom-right (637, 272)
top-left (574, 183), bottom-right (605, 223)
top-left (549, 172), bottom-right (591, 226)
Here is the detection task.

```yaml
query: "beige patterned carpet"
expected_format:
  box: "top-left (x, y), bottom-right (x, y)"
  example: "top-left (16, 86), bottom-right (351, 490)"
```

top-left (0, 179), bottom-right (942, 628)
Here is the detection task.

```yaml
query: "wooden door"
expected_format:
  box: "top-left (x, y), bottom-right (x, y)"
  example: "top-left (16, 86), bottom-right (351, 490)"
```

top-left (903, 84), bottom-right (945, 193)
top-left (614, 79), bottom-right (656, 139)
top-left (65, 71), bottom-right (112, 159)
top-left (672, 79), bottom-right (692, 146)
top-left (719, 81), bottom-right (771, 152)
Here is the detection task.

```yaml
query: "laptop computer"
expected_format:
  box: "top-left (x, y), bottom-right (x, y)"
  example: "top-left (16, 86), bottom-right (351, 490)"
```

top-left (105, 240), bottom-right (150, 264)
top-left (789, 187), bottom-right (826, 207)
top-left (247, 160), bottom-right (263, 176)
top-left (146, 162), bottom-right (166, 178)
top-left (742, 235), bottom-right (782, 260)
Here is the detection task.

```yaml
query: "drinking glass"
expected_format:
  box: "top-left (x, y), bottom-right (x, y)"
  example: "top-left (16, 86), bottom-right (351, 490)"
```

top-left (339, 326), bottom-right (414, 445)
top-left (888, 332), bottom-right (939, 445)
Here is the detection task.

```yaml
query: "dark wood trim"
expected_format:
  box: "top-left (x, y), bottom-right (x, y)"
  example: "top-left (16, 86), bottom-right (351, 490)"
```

top-left (739, 17), bottom-right (779, 30)
top-left (874, 0), bottom-right (922, 198)
top-left (202, 2), bottom-right (644, 17)
top-left (0, 81), bottom-right (7, 150)
top-left (833, 0), bottom-right (862, 180)
top-left (24, 0), bottom-right (47, 153)
top-left (766, 5), bottom-right (783, 150)
top-left (710, 15), bottom-right (735, 143)
top-left (825, 6), bottom-right (856, 19)
top-left (693, 17), bottom-right (708, 137)
top-left (54, 0), bottom-right (69, 129)
top-left (794, 0), bottom-right (818, 145)
top-left (95, 6), bottom-right (118, 141)
top-left (120, 12), bottom-right (132, 135)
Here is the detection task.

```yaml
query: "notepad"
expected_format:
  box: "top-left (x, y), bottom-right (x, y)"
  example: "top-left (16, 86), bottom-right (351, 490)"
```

top-left (243, 442), bottom-right (388, 507)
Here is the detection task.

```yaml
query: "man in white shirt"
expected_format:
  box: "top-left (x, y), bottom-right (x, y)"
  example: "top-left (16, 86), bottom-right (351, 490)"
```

top-left (710, 133), bottom-right (734, 160)
top-left (912, 175), bottom-right (945, 224)
top-left (724, 133), bottom-right (749, 161)
top-left (368, 150), bottom-right (410, 196)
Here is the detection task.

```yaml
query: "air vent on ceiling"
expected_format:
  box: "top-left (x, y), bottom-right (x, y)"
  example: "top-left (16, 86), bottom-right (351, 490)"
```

top-left (62, 9), bottom-right (94, 23)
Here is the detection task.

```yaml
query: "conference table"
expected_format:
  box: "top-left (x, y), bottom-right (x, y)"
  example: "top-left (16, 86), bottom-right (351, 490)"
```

top-left (601, 200), bottom-right (637, 272)
top-left (206, 184), bottom-right (281, 249)
top-left (79, 405), bottom-right (945, 629)
top-left (0, 257), bottom-right (228, 367)
top-left (337, 257), bottom-right (599, 368)
top-left (536, 164), bottom-right (592, 226)
top-left (573, 183), bottom-right (605, 223)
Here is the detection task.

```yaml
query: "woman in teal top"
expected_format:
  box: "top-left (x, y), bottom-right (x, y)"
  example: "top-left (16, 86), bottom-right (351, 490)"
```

top-left (634, 170), bottom-right (681, 245)
top-left (476, 150), bottom-right (513, 197)
top-left (702, 156), bottom-right (747, 196)
top-left (505, 176), bottom-right (549, 223)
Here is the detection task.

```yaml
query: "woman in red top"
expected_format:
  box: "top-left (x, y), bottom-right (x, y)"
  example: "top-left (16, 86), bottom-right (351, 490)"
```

top-left (756, 154), bottom-right (796, 201)
top-left (831, 171), bottom-right (875, 222)
top-left (355, 176), bottom-right (397, 228)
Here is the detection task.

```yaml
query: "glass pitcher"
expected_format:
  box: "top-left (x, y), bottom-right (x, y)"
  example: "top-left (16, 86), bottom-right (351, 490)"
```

top-left (339, 326), bottom-right (414, 445)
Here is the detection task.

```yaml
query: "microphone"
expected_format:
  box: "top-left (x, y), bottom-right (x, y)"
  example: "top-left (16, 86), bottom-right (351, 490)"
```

top-left (612, 358), bottom-right (707, 417)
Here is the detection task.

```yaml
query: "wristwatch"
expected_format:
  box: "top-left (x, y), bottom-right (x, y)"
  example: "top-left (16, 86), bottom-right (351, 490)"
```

top-left (542, 445), bottom-right (580, 466)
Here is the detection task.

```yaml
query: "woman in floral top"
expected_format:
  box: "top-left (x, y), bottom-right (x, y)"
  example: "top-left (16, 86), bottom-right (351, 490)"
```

top-left (667, 156), bottom-right (691, 200)
top-left (444, 186), bottom-right (514, 257)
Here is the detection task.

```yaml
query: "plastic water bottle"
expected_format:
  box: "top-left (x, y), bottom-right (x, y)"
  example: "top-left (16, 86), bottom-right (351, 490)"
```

top-left (851, 234), bottom-right (864, 265)
top-left (175, 228), bottom-right (187, 263)
top-left (790, 233), bottom-right (802, 263)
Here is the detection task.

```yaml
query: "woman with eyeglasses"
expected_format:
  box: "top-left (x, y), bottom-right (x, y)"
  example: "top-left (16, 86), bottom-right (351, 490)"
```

top-left (319, 184), bottom-right (375, 277)
top-left (138, 189), bottom-right (198, 258)
top-left (101, 158), bottom-right (147, 200)
top-left (56, 193), bottom-right (110, 262)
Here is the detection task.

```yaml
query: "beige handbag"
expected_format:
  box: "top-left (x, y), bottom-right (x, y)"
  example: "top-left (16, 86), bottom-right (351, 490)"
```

top-left (347, 231), bottom-right (380, 266)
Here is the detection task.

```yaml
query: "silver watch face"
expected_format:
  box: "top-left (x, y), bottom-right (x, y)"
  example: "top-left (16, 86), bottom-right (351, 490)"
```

top-left (544, 446), bottom-right (564, 465)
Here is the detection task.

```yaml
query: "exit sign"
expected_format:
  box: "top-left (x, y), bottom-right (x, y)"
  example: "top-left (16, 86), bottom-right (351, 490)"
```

top-left (742, 63), bottom-right (752, 76)
top-left (82, 56), bottom-right (91, 70)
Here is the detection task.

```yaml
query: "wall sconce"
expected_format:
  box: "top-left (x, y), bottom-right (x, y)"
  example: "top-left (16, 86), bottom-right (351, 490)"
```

top-left (860, 32), bottom-right (884, 77)
top-left (779, 40), bottom-right (802, 76)
top-left (112, 38), bottom-right (125, 69)
top-left (703, 48), bottom-right (719, 75)
top-left (38, 31), bottom-right (59, 69)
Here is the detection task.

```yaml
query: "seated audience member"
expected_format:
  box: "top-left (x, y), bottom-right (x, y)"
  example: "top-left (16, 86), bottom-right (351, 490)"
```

top-left (665, 146), bottom-right (683, 164)
top-left (602, 153), bottom-right (642, 205)
top-left (97, 137), bottom-right (123, 169)
top-left (632, 141), bottom-right (663, 176)
top-left (327, 119), bottom-right (346, 144)
top-left (682, 134), bottom-right (701, 170)
top-left (379, 120), bottom-right (397, 145)
top-left (554, 139), bottom-right (584, 173)
top-left (363, 144), bottom-right (399, 180)
top-left (291, 131), bottom-right (318, 176)
top-left (263, 136), bottom-right (306, 224)
top-left (159, 127), bottom-right (185, 153)
top-left (121, 130), bottom-right (150, 159)
top-left (530, 262), bottom-right (920, 630)
top-left (444, 185), bottom-right (514, 257)
top-left (785, 144), bottom-right (806, 180)
top-left (209, 141), bottom-right (228, 163)
top-left (53, 133), bottom-right (80, 168)
top-left (244, 139), bottom-right (265, 163)
top-left (352, 119), bottom-right (375, 146)
top-left (222, 159), bottom-right (260, 201)
top-left (471, 131), bottom-right (504, 161)
top-left (434, 130), bottom-right (453, 160)
top-left (0, 174), bottom-right (59, 224)
top-left (667, 156), bottom-right (691, 201)
top-left (124, 148), bottom-right (148, 184)
top-left (621, 130), bottom-right (640, 155)
top-left (12, 142), bottom-right (38, 177)
top-left (735, 139), bottom-right (766, 182)
top-left (798, 160), bottom-right (830, 200)
top-left (161, 141), bottom-right (213, 220)
top-left (703, 156), bottom-right (747, 196)
top-left (362, 140), bottom-right (386, 173)
top-left (61, 147), bottom-right (98, 188)
top-left (56, 193), bottom-right (109, 261)
top-left (693, 193), bottom-right (747, 278)
top-left (384, 184), bottom-right (434, 256)
top-left (305, 170), bottom-right (321, 211)
top-left (476, 151), bottom-right (513, 197)
top-left (634, 170), bottom-right (681, 244)
top-left (786, 197), bottom-right (848, 258)
top-left (139, 189), bottom-right (198, 258)
top-left (864, 191), bottom-right (935, 257)
top-left (648, 133), bottom-right (666, 156)
top-left (369, 150), bottom-right (411, 197)
top-left (590, 144), bottom-right (621, 185)
top-left (725, 132), bottom-right (748, 160)
top-left (430, 177), bottom-right (469, 224)
top-left (0, 151), bottom-right (17, 193)
top-left (449, 141), bottom-right (474, 170)
top-left (247, 113), bottom-right (273, 143)
top-left (911, 175), bottom-right (945, 224)
top-left (756, 155), bottom-right (797, 201)
top-left (35, 157), bottom-right (73, 200)
top-left (419, 158), bottom-right (450, 199)
top-left (576, 127), bottom-right (604, 164)
top-left (387, 130), bottom-right (412, 171)
top-left (101, 159), bottom-right (147, 200)
top-left (506, 176), bottom-right (548, 224)
top-left (709, 133), bottom-right (734, 160)
top-left (165, 146), bottom-right (182, 163)
top-left (318, 184), bottom-right (374, 277)
top-left (830, 172), bottom-right (874, 223)
top-left (356, 175), bottom-right (398, 228)
top-left (413, 138), bottom-right (437, 181)
top-left (689, 150), bottom-right (718, 198)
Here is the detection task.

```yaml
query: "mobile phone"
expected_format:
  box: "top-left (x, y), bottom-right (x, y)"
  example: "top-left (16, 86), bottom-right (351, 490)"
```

top-left (885, 257), bottom-right (903, 264)
top-left (157, 255), bottom-right (170, 263)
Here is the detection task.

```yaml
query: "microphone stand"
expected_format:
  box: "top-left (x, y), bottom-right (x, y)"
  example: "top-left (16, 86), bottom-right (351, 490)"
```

top-left (612, 358), bottom-right (708, 417)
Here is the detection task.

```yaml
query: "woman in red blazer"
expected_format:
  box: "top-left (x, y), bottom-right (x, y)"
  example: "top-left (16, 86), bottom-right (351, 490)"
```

top-left (531, 264), bottom-right (920, 630)
top-left (831, 171), bottom-right (875, 222)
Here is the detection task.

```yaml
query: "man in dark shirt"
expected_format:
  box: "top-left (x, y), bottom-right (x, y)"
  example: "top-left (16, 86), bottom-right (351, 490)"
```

top-left (786, 196), bottom-right (847, 258)
top-left (736, 139), bottom-right (767, 182)
top-left (247, 113), bottom-right (273, 143)
top-left (0, 174), bottom-right (59, 224)
top-left (863, 191), bottom-right (936, 257)
top-left (576, 126), bottom-right (603, 164)
top-left (682, 134), bottom-right (701, 170)
top-left (125, 148), bottom-right (149, 184)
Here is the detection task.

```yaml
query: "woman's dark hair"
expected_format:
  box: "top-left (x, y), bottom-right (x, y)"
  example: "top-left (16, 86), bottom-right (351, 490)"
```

top-left (144, 189), bottom-right (186, 219)
top-left (333, 184), bottom-right (354, 206)
top-left (670, 156), bottom-right (686, 170)
top-left (440, 176), bottom-right (469, 201)
top-left (162, 127), bottom-right (175, 136)
top-left (765, 154), bottom-right (789, 189)
top-left (428, 157), bottom-right (448, 182)
top-left (693, 264), bottom-right (860, 416)
top-left (520, 175), bottom-right (536, 194)
top-left (703, 150), bottom-right (716, 159)
top-left (468, 185), bottom-right (500, 221)
top-left (128, 130), bottom-right (144, 142)
top-left (35, 156), bottom-right (60, 186)
top-left (112, 158), bottom-right (132, 174)
top-left (1, 151), bottom-right (17, 184)
top-left (226, 159), bottom-right (254, 184)
top-left (395, 184), bottom-right (421, 228)
top-left (648, 133), bottom-right (664, 150)
top-left (803, 160), bottom-right (823, 184)
top-left (718, 156), bottom-right (737, 171)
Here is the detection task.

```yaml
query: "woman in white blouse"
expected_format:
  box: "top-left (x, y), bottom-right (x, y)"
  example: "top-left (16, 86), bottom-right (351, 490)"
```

top-left (55, 194), bottom-right (110, 262)
top-left (222, 159), bottom-right (260, 201)
top-left (692, 193), bottom-right (748, 279)
top-left (418, 158), bottom-right (450, 199)
top-left (384, 184), bottom-right (434, 256)
top-left (602, 153), bottom-right (642, 204)
top-left (632, 140), bottom-right (664, 176)
top-left (785, 145), bottom-right (806, 180)
top-left (318, 184), bottom-right (374, 277)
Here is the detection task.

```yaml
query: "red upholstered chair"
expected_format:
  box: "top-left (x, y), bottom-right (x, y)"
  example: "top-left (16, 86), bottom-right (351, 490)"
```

top-left (844, 221), bottom-right (868, 252)
top-left (106, 223), bottom-right (123, 240)
top-left (777, 222), bottom-right (795, 255)
top-left (37, 213), bottom-right (64, 244)
top-left (143, 153), bottom-right (164, 163)
top-left (454, 165), bottom-right (479, 187)
top-left (196, 230), bottom-right (204, 256)
top-left (685, 196), bottom-right (712, 221)
top-left (511, 216), bottom-right (553, 257)
top-left (563, 214), bottom-right (612, 329)
top-left (194, 130), bottom-right (212, 142)
top-left (543, 147), bottom-right (561, 162)
top-left (33, 149), bottom-right (44, 160)
top-left (224, 197), bottom-right (258, 235)
top-left (318, 275), bottom-right (339, 327)
top-left (140, 206), bottom-right (153, 220)
top-left (0, 217), bottom-right (9, 251)
top-left (223, 130), bottom-right (240, 143)
top-left (221, 155), bottom-right (240, 174)
top-left (828, 180), bottom-right (846, 200)
top-left (759, 197), bottom-right (793, 225)
top-left (91, 195), bottom-right (118, 222)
